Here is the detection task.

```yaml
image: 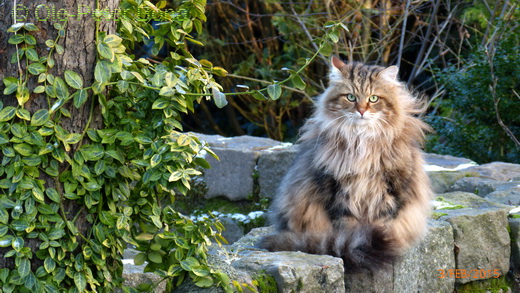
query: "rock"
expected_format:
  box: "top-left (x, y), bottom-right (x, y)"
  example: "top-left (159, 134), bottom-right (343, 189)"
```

top-left (436, 192), bottom-right (511, 284)
top-left (204, 148), bottom-right (257, 200)
top-left (510, 218), bottom-right (520, 271)
top-left (233, 251), bottom-right (345, 293)
top-left (427, 171), bottom-right (477, 194)
top-left (122, 261), bottom-right (166, 292)
top-left (423, 153), bottom-right (477, 169)
top-left (393, 220), bottom-right (455, 293)
top-left (194, 133), bottom-right (290, 201)
top-left (257, 145), bottom-right (298, 198)
top-left (219, 217), bottom-right (245, 244)
top-left (450, 177), bottom-right (520, 197)
top-left (485, 188), bottom-right (520, 206)
top-left (461, 162), bottom-right (520, 181)
top-left (344, 220), bottom-right (455, 292)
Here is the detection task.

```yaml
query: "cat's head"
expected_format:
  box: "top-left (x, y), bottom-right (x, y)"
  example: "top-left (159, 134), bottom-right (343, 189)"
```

top-left (316, 57), bottom-right (415, 136)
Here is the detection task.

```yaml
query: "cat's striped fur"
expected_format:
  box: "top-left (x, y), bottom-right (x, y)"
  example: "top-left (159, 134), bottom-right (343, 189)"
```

top-left (261, 57), bottom-right (433, 271)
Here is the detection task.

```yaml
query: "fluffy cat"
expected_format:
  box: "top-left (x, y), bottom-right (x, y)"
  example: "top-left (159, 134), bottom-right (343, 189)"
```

top-left (261, 57), bottom-right (433, 271)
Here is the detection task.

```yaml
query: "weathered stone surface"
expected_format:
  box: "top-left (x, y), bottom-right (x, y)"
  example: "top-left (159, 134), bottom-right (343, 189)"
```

top-left (204, 148), bottom-right (257, 200)
top-left (437, 192), bottom-right (511, 284)
top-left (485, 189), bottom-right (520, 206)
top-left (427, 171), bottom-right (477, 194)
top-left (194, 133), bottom-right (291, 201)
top-left (461, 162), bottom-right (520, 181)
top-left (219, 217), bottom-right (245, 243)
top-left (510, 218), bottom-right (520, 271)
top-left (233, 251), bottom-right (345, 293)
top-left (423, 153), bottom-right (477, 169)
top-left (394, 220), bottom-right (455, 293)
top-left (344, 220), bottom-right (455, 293)
top-left (450, 177), bottom-right (520, 197)
top-left (257, 145), bottom-right (297, 198)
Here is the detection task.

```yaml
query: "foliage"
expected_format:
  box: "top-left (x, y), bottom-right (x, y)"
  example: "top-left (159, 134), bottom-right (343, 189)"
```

top-left (185, 0), bottom-right (478, 141)
top-left (0, 0), bottom-right (246, 291)
top-left (427, 5), bottom-right (520, 163)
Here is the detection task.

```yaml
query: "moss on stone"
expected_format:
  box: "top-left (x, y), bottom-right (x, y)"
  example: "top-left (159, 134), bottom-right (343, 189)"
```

top-left (455, 275), bottom-right (512, 293)
top-left (252, 271), bottom-right (278, 293)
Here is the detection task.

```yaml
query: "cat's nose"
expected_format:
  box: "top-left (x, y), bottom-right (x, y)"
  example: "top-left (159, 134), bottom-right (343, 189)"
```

top-left (358, 109), bottom-right (366, 116)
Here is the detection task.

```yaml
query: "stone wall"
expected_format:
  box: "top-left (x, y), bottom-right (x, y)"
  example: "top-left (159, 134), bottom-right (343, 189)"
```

top-left (123, 134), bottom-right (520, 292)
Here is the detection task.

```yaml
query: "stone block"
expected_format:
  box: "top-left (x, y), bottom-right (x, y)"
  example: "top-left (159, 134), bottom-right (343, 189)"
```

top-left (462, 162), bottom-right (520, 181)
top-left (450, 177), bottom-right (520, 197)
top-left (486, 188), bottom-right (520, 206)
top-left (423, 153), bottom-right (477, 169)
top-left (204, 148), bottom-right (257, 200)
top-left (510, 218), bottom-right (520, 270)
top-left (233, 251), bottom-right (345, 293)
top-left (427, 171), bottom-right (476, 194)
top-left (344, 220), bottom-right (455, 293)
top-left (257, 145), bottom-right (298, 198)
top-left (437, 192), bottom-right (511, 284)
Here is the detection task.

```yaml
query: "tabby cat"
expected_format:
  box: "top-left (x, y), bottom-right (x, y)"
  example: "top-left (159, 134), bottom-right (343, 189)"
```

top-left (261, 57), bottom-right (432, 271)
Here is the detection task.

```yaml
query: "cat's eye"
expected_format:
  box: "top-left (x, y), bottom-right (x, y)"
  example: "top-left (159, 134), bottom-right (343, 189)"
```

top-left (368, 95), bottom-right (379, 103)
top-left (345, 94), bottom-right (357, 102)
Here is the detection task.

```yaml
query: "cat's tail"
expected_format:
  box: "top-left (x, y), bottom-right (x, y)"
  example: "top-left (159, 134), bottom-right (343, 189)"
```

top-left (260, 226), bottom-right (400, 271)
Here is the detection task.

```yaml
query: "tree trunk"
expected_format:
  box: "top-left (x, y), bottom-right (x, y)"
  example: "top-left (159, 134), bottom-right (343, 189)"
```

top-left (0, 0), bottom-right (119, 270)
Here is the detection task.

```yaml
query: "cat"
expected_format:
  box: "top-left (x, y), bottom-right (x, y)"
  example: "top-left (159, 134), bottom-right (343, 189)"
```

top-left (260, 57), bottom-right (433, 271)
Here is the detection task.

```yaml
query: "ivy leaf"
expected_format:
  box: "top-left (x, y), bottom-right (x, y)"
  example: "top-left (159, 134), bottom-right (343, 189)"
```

top-left (64, 133), bottom-right (82, 144)
top-left (97, 42), bottom-right (115, 61)
top-left (148, 252), bottom-right (163, 263)
top-left (212, 87), bottom-right (227, 108)
top-left (54, 77), bottom-right (69, 100)
top-left (27, 63), bottom-right (46, 75)
top-left (18, 258), bottom-right (31, 278)
top-left (3, 77), bottom-right (19, 95)
top-left (94, 61), bottom-right (111, 83)
top-left (267, 83), bottom-right (282, 100)
top-left (74, 272), bottom-right (87, 292)
top-left (0, 106), bottom-right (16, 122)
top-left (64, 70), bottom-right (84, 89)
top-left (30, 109), bottom-right (49, 126)
top-left (46, 188), bottom-right (61, 203)
top-left (44, 257), bottom-right (56, 273)
top-left (73, 89), bottom-right (88, 109)
top-left (292, 75), bottom-right (306, 90)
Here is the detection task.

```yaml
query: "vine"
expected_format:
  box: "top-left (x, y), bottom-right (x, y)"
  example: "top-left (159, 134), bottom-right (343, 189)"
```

top-left (0, 0), bottom-right (344, 292)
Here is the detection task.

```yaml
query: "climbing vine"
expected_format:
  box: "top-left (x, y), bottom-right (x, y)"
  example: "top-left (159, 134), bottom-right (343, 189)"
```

top-left (0, 0), bottom-right (345, 292)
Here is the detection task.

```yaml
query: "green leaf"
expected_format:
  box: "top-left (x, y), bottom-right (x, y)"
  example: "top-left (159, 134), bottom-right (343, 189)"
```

top-left (104, 34), bottom-right (123, 47)
top-left (64, 133), bottom-right (82, 144)
top-left (0, 106), bottom-right (16, 122)
top-left (0, 235), bottom-right (13, 247)
top-left (30, 109), bottom-right (49, 126)
top-left (54, 77), bottom-right (69, 99)
top-left (74, 272), bottom-right (87, 292)
top-left (212, 87), bottom-right (227, 108)
top-left (8, 34), bottom-right (24, 45)
top-left (150, 154), bottom-right (162, 168)
top-left (194, 276), bottom-right (214, 288)
top-left (152, 98), bottom-right (169, 109)
top-left (134, 135), bottom-right (152, 144)
top-left (23, 23), bottom-right (39, 31)
top-left (292, 75), bottom-right (306, 90)
top-left (64, 70), bottom-right (83, 89)
top-left (44, 257), bottom-right (56, 273)
top-left (97, 42), bottom-right (115, 61)
top-left (180, 257), bottom-right (200, 271)
top-left (46, 188), bottom-right (61, 203)
top-left (251, 91), bottom-right (267, 100)
top-left (27, 63), bottom-right (46, 75)
top-left (33, 85), bottom-right (45, 93)
top-left (94, 61), bottom-right (111, 83)
top-left (26, 48), bottom-right (39, 61)
top-left (18, 258), bottom-right (31, 278)
top-left (14, 143), bottom-right (33, 156)
top-left (16, 108), bottom-right (31, 121)
top-left (267, 83), bottom-right (282, 100)
top-left (22, 155), bottom-right (41, 166)
top-left (134, 253), bottom-right (147, 266)
top-left (73, 89), bottom-right (88, 108)
top-left (148, 252), bottom-right (163, 263)
top-left (3, 77), bottom-right (18, 95)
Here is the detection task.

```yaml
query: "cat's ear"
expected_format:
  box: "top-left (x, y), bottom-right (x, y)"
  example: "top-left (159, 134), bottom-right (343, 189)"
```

top-left (330, 56), bottom-right (345, 81)
top-left (379, 66), bottom-right (399, 81)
